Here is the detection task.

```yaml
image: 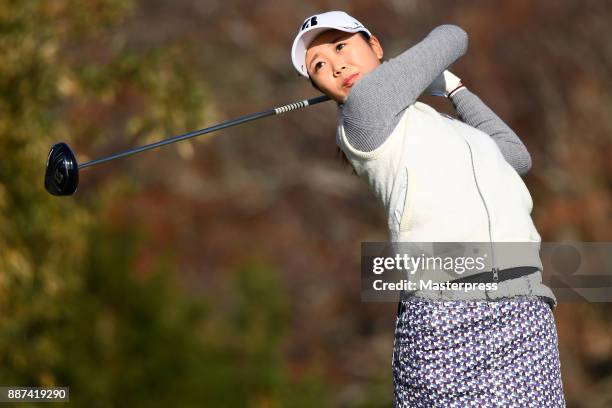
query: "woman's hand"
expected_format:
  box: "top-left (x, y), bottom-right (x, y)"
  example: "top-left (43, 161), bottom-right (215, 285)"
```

top-left (424, 70), bottom-right (465, 98)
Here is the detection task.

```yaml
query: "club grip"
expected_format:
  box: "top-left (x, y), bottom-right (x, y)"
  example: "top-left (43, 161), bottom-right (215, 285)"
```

top-left (274, 95), bottom-right (331, 114)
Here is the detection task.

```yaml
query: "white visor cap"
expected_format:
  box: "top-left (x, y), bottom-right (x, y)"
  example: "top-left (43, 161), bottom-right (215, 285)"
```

top-left (291, 11), bottom-right (371, 78)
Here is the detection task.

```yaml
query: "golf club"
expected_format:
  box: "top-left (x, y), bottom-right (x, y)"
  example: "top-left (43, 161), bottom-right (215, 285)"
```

top-left (44, 95), bottom-right (331, 196)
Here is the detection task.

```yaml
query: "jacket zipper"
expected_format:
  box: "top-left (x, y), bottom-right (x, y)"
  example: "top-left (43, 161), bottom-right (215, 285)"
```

top-left (463, 139), bottom-right (499, 282)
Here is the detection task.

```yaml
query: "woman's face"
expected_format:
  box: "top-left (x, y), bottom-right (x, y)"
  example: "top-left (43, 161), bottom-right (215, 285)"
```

top-left (305, 29), bottom-right (383, 103)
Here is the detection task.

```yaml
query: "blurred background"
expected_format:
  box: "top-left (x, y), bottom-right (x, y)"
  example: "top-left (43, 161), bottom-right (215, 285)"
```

top-left (1, 0), bottom-right (611, 406)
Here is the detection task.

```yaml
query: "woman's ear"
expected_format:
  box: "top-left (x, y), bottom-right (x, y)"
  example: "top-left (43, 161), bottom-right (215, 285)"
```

top-left (368, 35), bottom-right (384, 60)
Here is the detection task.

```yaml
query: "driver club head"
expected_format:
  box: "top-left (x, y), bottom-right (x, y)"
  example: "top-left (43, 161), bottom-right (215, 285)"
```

top-left (44, 142), bottom-right (79, 196)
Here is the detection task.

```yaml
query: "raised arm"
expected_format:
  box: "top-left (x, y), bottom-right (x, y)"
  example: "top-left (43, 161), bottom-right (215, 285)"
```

top-left (340, 24), bottom-right (468, 152)
top-left (449, 88), bottom-right (533, 175)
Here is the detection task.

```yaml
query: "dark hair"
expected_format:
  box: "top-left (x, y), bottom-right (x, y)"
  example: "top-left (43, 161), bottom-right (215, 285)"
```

top-left (307, 31), bottom-right (374, 175)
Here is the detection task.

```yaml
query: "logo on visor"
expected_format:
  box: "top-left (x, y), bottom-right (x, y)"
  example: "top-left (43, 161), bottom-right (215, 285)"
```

top-left (340, 23), bottom-right (363, 30)
top-left (301, 16), bottom-right (318, 31)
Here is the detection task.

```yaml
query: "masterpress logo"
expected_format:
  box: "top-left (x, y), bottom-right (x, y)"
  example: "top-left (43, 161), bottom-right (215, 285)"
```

top-left (368, 251), bottom-right (497, 293)
top-left (360, 242), bottom-right (612, 303)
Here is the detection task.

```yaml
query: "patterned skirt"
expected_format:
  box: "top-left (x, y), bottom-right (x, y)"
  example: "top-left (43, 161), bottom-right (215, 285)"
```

top-left (392, 295), bottom-right (566, 407)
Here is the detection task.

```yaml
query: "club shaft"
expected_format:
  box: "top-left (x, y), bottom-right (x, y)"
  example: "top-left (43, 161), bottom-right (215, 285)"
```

top-left (78, 95), bottom-right (331, 170)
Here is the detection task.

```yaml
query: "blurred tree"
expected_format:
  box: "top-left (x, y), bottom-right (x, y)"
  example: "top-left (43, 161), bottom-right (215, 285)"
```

top-left (0, 1), bottom-right (331, 406)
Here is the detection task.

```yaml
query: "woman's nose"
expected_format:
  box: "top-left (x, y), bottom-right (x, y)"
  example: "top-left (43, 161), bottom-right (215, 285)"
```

top-left (333, 64), bottom-right (346, 76)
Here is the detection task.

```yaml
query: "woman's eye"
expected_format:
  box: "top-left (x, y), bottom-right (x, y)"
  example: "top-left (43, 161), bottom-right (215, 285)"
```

top-left (336, 43), bottom-right (345, 51)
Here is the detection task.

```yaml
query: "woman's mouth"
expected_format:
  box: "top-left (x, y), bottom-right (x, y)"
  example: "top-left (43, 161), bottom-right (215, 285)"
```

top-left (343, 73), bottom-right (359, 87)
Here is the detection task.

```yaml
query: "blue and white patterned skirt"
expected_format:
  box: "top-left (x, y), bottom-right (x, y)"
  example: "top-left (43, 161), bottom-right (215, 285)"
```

top-left (392, 295), bottom-right (566, 407)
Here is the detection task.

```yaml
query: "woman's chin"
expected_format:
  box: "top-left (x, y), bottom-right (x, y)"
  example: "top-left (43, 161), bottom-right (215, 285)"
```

top-left (331, 89), bottom-right (350, 103)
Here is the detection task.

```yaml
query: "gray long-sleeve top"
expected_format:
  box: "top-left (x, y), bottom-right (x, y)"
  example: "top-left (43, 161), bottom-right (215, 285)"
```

top-left (339, 25), bottom-right (532, 176)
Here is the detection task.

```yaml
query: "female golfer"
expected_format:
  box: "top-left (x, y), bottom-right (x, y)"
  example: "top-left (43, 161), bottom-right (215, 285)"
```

top-left (291, 11), bottom-right (566, 407)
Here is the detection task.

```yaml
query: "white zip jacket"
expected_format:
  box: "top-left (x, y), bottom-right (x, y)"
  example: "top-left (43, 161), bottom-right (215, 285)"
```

top-left (337, 102), bottom-right (556, 306)
top-left (334, 24), bottom-right (557, 308)
top-left (339, 101), bottom-right (540, 243)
